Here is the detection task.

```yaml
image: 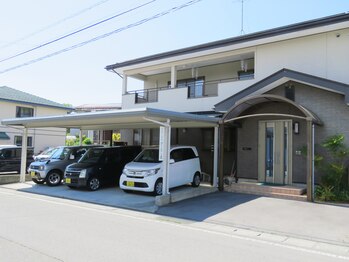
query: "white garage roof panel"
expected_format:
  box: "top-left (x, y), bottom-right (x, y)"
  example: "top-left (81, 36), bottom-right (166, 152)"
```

top-left (1, 108), bottom-right (219, 130)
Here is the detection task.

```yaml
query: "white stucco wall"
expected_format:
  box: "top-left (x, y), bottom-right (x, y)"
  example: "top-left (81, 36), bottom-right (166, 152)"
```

top-left (256, 29), bottom-right (349, 84)
top-left (122, 27), bottom-right (349, 112)
top-left (0, 101), bottom-right (70, 153)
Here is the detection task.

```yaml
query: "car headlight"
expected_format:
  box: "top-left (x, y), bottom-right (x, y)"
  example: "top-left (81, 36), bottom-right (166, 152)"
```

top-left (122, 168), bottom-right (129, 176)
top-left (144, 168), bottom-right (160, 177)
top-left (38, 165), bottom-right (45, 171)
top-left (79, 169), bottom-right (87, 178)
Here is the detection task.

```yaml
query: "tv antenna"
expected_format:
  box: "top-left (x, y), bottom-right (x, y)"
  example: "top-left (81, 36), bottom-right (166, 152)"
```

top-left (240, 0), bottom-right (245, 35)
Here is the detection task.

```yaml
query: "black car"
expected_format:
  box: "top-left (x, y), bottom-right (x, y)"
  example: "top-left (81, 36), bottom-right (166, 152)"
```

top-left (64, 146), bottom-right (142, 191)
top-left (0, 145), bottom-right (34, 173)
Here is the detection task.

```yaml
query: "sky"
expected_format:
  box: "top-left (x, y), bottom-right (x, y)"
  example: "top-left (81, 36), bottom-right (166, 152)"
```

top-left (0, 0), bottom-right (348, 107)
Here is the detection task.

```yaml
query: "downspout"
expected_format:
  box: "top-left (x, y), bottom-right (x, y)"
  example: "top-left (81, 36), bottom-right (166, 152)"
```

top-left (312, 123), bottom-right (315, 201)
top-left (306, 118), bottom-right (314, 202)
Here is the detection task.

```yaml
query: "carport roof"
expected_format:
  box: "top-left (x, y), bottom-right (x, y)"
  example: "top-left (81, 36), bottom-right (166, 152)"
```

top-left (1, 107), bottom-right (219, 130)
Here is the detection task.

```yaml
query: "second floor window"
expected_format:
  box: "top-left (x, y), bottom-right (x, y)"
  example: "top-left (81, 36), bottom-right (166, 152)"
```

top-left (16, 106), bottom-right (34, 118)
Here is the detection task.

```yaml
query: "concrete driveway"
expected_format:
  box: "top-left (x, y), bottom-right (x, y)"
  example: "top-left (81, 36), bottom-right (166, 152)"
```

top-left (0, 182), bottom-right (158, 213)
top-left (157, 191), bottom-right (349, 246)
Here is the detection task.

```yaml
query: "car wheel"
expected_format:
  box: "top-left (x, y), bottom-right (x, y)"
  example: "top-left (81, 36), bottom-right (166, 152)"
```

top-left (191, 172), bottom-right (201, 187)
top-left (32, 178), bottom-right (45, 184)
top-left (87, 177), bottom-right (100, 191)
top-left (46, 171), bottom-right (62, 186)
top-left (153, 179), bottom-right (163, 196)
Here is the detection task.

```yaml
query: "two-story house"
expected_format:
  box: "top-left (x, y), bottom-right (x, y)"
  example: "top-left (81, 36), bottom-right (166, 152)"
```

top-left (105, 13), bottom-right (349, 191)
top-left (0, 86), bottom-right (72, 153)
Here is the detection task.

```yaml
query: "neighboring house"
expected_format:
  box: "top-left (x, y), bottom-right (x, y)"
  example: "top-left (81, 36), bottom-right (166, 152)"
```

top-left (105, 13), bottom-right (349, 186)
top-left (0, 86), bottom-right (72, 153)
top-left (71, 103), bottom-right (122, 145)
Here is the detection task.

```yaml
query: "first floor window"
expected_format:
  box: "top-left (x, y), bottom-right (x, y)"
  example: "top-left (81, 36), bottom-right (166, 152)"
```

top-left (16, 106), bottom-right (34, 118)
top-left (14, 136), bottom-right (33, 147)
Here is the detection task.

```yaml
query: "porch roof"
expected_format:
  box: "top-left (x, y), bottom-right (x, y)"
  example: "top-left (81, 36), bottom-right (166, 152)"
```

top-left (222, 94), bottom-right (322, 125)
top-left (215, 68), bottom-right (349, 112)
top-left (1, 107), bottom-right (219, 130)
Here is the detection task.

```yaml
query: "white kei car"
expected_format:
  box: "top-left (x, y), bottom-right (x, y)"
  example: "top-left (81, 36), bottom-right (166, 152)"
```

top-left (120, 146), bottom-right (201, 195)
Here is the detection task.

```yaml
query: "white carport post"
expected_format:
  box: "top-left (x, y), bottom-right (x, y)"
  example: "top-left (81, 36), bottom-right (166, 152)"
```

top-left (79, 129), bottom-right (83, 145)
top-left (20, 128), bottom-right (28, 183)
top-left (143, 117), bottom-right (171, 195)
top-left (213, 125), bottom-right (219, 187)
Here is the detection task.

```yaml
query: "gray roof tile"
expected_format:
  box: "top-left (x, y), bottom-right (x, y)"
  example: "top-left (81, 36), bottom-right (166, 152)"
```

top-left (0, 86), bottom-right (72, 110)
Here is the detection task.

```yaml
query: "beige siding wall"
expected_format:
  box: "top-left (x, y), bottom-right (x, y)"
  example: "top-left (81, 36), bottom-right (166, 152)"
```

top-left (0, 101), bottom-right (69, 153)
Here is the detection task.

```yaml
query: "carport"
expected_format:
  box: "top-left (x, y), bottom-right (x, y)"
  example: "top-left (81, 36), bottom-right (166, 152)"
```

top-left (1, 107), bottom-right (220, 203)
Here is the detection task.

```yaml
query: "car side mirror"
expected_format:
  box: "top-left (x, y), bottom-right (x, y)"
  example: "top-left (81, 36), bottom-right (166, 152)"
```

top-left (169, 159), bottom-right (175, 164)
top-left (69, 155), bottom-right (75, 160)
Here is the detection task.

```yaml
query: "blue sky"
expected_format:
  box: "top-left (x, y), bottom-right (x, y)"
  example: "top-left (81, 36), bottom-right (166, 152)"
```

top-left (0, 0), bottom-right (348, 106)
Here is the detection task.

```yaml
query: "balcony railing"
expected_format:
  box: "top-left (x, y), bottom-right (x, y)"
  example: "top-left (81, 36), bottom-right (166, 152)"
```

top-left (128, 74), bottom-right (254, 104)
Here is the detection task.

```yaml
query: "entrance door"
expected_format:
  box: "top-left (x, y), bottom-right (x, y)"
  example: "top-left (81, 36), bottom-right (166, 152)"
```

top-left (258, 120), bottom-right (292, 184)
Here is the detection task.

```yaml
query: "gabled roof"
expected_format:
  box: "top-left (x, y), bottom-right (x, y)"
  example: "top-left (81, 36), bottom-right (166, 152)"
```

top-left (0, 86), bottom-right (73, 110)
top-left (106, 12), bottom-right (349, 71)
top-left (214, 69), bottom-right (349, 112)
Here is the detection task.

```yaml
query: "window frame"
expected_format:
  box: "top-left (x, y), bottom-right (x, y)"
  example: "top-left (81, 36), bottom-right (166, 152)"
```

top-left (16, 106), bottom-right (34, 118)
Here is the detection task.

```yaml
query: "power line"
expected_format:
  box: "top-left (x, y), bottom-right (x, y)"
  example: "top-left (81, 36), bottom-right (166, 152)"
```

top-left (0, 0), bottom-right (202, 75)
top-left (0, 0), bottom-right (156, 64)
top-left (0, 0), bottom-right (111, 50)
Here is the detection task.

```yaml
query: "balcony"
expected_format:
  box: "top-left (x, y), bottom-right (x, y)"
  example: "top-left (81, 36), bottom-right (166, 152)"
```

top-left (129, 74), bottom-right (254, 104)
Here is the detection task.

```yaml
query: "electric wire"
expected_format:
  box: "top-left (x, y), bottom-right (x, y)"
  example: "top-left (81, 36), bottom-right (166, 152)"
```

top-left (0, 0), bottom-right (156, 64)
top-left (0, 0), bottom-right (202, 75)
top-left (0, 0), bottom-right (111, 50)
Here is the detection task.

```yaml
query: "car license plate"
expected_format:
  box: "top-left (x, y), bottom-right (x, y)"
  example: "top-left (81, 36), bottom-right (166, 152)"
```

top-left (65, 178), bottom-right (71, 184)
top-left (30, 171), bottom-right (36, 177)
top-left (126, 181), bottom-right (134, 187)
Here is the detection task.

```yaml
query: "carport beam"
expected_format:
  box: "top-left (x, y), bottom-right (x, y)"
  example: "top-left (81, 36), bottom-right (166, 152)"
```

top-left (20, 128), bottom-right (28, 183)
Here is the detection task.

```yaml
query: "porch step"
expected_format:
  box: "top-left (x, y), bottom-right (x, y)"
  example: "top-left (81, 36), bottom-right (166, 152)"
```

top-left (225, 182), bottom-right (307, 201)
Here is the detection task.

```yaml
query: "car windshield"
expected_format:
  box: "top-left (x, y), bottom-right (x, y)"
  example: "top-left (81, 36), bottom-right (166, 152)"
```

top-left (38, 147), bottom-right (58, 157)
top-left (50, 147), bottom-right (71, 160)
top-left (133, 149), bottom-right (161, 163)
top-left (79, 148), bottom-right (104, 164)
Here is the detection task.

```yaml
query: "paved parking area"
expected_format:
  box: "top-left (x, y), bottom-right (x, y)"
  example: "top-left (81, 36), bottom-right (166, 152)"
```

top-left (157, 191), bottom-right (349, 246)
top-left (0, 182), bottom-right (158, 213)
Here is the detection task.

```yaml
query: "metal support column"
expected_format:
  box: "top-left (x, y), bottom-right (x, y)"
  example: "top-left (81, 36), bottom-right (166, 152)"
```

top-left (20, 128), bottom-right (28, 183)
top-left (218, 122), bottom-right (225, 191)
top-left (213, 125), bottom-right (219, 187)
top-left (143, 117), bottom-right (171, 195)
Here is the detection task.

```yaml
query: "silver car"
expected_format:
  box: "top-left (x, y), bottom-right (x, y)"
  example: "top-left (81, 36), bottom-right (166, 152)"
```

top-left (29, 145), bottom-right (100, 186)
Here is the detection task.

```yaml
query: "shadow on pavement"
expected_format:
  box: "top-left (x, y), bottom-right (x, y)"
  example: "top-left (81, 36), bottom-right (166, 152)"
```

top-left (156, 191), bottom-right (260, 221)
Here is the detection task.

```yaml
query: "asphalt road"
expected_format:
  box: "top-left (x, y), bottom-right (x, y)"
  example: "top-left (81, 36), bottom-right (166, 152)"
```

top-left (0, 188), bottom-right (347, 262)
